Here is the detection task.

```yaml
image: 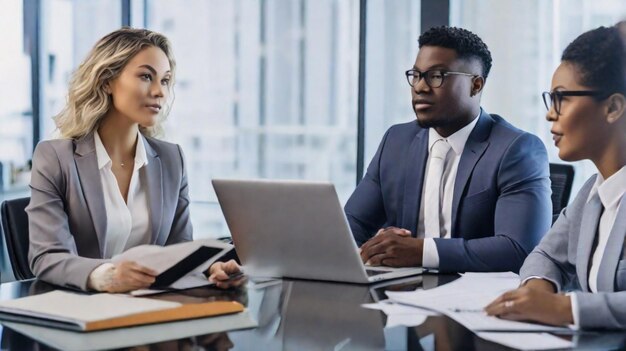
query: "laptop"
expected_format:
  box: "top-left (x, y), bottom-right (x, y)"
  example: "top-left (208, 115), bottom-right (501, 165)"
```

top-left (212, 179), bottom-right (423, 284)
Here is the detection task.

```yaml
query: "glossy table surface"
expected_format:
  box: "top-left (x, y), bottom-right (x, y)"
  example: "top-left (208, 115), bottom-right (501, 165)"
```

top-left (0, 274), bottom-right (624, 351)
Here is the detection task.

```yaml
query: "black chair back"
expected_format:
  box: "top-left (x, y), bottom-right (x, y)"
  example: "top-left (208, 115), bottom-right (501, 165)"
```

top-left (549, 163), bottom-right (575, 224)
top-left (1, 197), bottom-right (34, 280)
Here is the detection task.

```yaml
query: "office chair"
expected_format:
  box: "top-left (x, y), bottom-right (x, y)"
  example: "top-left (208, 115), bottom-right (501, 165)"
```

top-left (1, 197), bottom-right (34, 280)
top-left (549, 163), bottom-right (575, 224)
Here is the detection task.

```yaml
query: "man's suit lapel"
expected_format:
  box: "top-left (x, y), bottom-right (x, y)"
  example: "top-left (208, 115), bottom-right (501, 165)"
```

top-left (74, 133), bottom-right (107, 256)
top-left (596, 196), bottom-right (626, 292)
top-left (401, 128), bottom-right (428, 236)
top-left (450, 111), bottom-right (492, 236)
top-left (142, 138), bottom-right (164, 244)
top-left (576, 186), bottom-right (602, 292)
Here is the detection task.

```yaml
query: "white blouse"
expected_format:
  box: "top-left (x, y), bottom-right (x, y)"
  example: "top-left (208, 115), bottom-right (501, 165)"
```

top-left (94, 131), bottom-right (151, 259)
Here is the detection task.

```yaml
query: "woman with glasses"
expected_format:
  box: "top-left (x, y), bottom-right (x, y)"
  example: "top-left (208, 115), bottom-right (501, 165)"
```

top-left (485, 24), bottom-right (626, 329)
top-left (27, 28), bottom-right (242, 292)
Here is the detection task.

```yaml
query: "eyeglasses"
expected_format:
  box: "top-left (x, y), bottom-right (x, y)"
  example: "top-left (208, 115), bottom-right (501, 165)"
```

top-left (405, 69), bottom-right (478, 88)
top-left (542, 90), bottom-right (608, 115)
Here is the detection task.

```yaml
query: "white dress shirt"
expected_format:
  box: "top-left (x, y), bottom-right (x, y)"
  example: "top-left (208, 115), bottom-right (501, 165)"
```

top-left (419, 114), bottom-right (480, 268)
top-left (88, 131), bottom-right (151, 290)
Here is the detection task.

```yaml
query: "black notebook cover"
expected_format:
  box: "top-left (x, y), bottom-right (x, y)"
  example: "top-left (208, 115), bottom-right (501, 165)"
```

top-left (151, 246), bottom-right (226, 288)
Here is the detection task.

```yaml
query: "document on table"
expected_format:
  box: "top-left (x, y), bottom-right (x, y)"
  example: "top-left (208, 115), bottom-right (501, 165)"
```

top-left (362, 300), bottom-right (438, 328)
top-left (386, 272), bottom-right (571, 332)
top-left (113, 239), bottom-right (231, 276)
top-left (477, 332), bottom-right (573, 350)
top-left (112, 239), bottom-right (233, 291)
top-left (130, 274), bottom-right (211, 296)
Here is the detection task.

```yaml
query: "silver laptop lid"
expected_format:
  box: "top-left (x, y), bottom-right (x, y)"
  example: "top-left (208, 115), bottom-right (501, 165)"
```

top-left (212, 179), bottom-right (370, 283)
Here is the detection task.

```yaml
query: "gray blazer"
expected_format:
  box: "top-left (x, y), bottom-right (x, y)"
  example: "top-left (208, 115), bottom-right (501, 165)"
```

top-left (520, 175), bottom-right (626, 329)
top-left (27, 132), bottom-right (192, 291)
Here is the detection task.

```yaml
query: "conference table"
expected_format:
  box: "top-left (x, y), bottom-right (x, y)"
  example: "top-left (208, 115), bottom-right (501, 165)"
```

top-left (0, 274), bottom-right (624, 351)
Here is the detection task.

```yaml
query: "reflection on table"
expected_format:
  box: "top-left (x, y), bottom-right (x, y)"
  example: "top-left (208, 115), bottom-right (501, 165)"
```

top-left (0, 275), bottom-right (625, 350)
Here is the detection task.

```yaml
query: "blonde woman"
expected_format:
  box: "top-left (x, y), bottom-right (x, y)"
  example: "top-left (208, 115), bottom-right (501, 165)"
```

top-left (27, 28), bottom-right (242, 292)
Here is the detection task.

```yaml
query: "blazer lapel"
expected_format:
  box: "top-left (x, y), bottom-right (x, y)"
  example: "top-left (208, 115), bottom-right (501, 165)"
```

top-left (400, 128), bottom-right (428, 236)
top-left (143, 138), bottom-right (163, 244)
top-left (74, 133), bottom-right (107, 256)
top-left (596, 197), bottom-right (626, 292)
top-left (450, 112), bottom-right (492, 236)
top-left (576, 189), bottom-right (603, 292)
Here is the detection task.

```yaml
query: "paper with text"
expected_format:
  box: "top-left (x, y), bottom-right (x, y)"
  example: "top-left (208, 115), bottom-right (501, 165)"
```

top-left (386, 272), bottom-right (570, 332)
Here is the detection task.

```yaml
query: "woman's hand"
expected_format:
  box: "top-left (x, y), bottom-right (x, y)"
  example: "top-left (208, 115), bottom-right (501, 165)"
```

top-left (484, 286), bottom-right (573, 326)
top-left (89, 261), bottom-right (157, 293)
top-left (208, 260), bottom-right (246, 289)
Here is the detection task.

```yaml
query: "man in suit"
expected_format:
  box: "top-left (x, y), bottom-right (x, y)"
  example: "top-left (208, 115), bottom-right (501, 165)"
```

top-left (345, 26), bottom-right (552, 273)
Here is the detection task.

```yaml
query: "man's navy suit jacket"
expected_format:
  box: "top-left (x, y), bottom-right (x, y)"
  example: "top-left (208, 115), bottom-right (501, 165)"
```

top-left (345, 110), bottom-right (552, 273)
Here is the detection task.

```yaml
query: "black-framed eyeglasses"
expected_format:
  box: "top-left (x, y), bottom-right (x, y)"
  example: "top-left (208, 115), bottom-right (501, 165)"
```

top-left (405, 69), bottom-right (478, 88)
top-left (542, 90), bottom-right (608, 115)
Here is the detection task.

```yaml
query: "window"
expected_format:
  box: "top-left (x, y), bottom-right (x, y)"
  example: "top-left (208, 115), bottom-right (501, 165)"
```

top-left (363, 0), bottom-right (420, 164)
top-left (142, 0), bottom-right (360, 238)
top-left (0, 0), bottom-right (32, 191)
top-left (450, 0), bottom-right (626, 195)
top-left (40, 0), bottom-right (122, 139)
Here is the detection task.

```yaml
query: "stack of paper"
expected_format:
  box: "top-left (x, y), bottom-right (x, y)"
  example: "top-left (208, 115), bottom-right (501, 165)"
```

top-left (383, 272), bottom-right (574, 350)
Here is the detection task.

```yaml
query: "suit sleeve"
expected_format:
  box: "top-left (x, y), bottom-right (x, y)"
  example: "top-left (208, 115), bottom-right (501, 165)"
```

top-left (27, 142), bottom-right (109, 291)
top-left (518, 192), bottom-right (586, 291)
top-left (573, 291), bottom-right (626, 329)
top-left (344, 129), bottom-right (391, 246)
top-left (435, 133), bottom-right (552, 272)
top-left (165, 144), bottom-right (193, 245)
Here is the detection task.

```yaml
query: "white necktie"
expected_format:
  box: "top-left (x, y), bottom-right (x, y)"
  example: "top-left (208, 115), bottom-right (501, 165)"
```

top-left (424, 139), bottom-right (451, 237)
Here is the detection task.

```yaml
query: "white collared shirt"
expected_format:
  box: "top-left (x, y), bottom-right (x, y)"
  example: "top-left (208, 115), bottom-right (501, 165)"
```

top-left (94, 130), bottom-right (151, 259)
top-left (419, 113), bottom-right (481, 268)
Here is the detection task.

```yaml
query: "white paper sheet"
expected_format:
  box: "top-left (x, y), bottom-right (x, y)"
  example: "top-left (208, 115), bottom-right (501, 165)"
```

top-left (362, 300), bottom-right (438, 316)
top-left (386, 314), bottom-right (429, 328)
top-left (131, 274), bottom-right (212, 296)
top-left (477, 332), bottom-right (573, 350)
top-left (362, 300), bottom-right (438, 328)
top-left (446, 310), bottom-right (568, 332)
top-left (386, 272), bottom-right (571, 332)
top-left (112, 239), bottom-right (232, 276)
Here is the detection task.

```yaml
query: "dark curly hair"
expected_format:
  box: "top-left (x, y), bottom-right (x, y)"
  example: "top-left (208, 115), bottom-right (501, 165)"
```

top-left (418, 26), bottom-right (493, 79)
top-left (561, 25), bottom-right (626, 96)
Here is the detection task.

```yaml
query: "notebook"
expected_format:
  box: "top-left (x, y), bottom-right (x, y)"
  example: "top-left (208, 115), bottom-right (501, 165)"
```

top-left (0, 290), bottom-right (244, 332)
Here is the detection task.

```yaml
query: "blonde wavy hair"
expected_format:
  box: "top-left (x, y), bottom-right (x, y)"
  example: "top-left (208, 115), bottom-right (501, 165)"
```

top-left (54, 27), bottom-right (176, 139)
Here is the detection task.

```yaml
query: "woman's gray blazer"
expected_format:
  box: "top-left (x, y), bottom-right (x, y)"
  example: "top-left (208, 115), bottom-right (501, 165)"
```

top-left (520, 175), bottom-right (626, 329)
top-left (26, 132), bottom-right (193, 291)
